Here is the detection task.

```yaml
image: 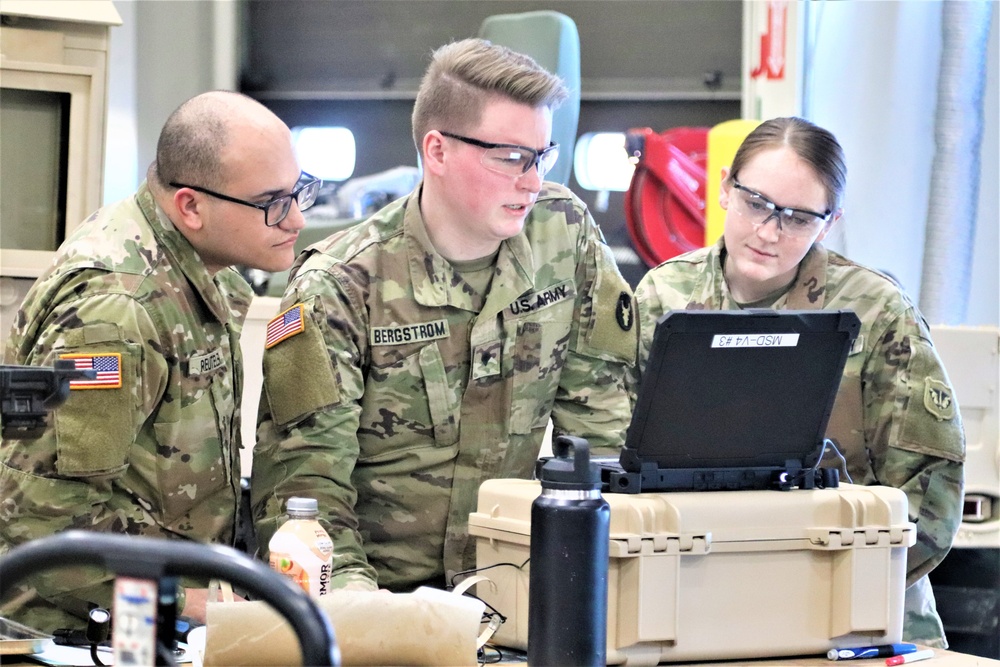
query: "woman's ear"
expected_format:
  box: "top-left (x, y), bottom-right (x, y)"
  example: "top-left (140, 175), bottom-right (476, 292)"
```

top-left (718, 166), bottom-right (732, 209)
top-left (815, 208), bottom-right (843, 244)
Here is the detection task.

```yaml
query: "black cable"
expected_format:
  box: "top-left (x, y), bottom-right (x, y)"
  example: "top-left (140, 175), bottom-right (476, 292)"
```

top-left (478, 644), bottom-right (504, 664)
top-left (449, 559), bottom-right (530, 624)
top-left (449, 558), bottom-right (529, 589)
top-left (90, 643), bottom-right (106, 667)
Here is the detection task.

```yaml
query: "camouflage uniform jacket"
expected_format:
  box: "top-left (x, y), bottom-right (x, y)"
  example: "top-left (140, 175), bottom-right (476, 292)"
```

top-left (253, 182), bottom-right (636, 591)
top-left (634, 238), bottom-right (965, 646)
top-left (1, 182), bottom-right (252, 632)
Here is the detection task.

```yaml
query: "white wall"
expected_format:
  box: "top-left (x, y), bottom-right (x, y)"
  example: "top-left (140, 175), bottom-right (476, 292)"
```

top-left (104, 0), bottom-right (138, 204)
top-left (807, 1), bottom-right (998, 326)
top-left (104, 0), bottom-right (236, 200)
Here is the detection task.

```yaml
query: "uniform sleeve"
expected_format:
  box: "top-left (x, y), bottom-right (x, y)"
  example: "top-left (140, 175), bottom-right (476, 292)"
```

top-left (629, 270), bottom-right (670, 408)
top-left (0, 289), bottom-right (167, 629)
top-left (551, 212), bottom-right (636, 455)
top-left (251, 269), bottom-right (379, 591)
top-left (863, 309), bottom-right (965, 586)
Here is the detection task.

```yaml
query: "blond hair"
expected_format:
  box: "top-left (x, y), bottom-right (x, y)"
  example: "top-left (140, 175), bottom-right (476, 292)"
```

top-left (411, 38), bottom-right (568, 153)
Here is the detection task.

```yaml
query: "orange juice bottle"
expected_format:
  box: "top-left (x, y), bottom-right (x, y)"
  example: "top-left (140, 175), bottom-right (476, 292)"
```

top-left (268, 497), bottom-right (333, 597)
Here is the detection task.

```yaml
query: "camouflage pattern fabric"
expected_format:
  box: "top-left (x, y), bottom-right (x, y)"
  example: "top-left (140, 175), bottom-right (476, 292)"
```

top-left (633, 238), bottom-right (965, 648)
top-left (252, 182), bottom-right (636, 592)
top-left (0, 183), bottom-right (252, 632)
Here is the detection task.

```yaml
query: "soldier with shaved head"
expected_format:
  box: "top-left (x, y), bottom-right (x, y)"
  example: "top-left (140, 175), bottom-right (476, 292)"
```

top-left (1, 91), bottom-right (318, 631)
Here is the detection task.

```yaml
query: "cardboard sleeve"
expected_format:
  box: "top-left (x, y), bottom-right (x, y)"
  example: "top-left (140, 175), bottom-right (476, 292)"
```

top-left (203, 588), bottom-right (483, 666)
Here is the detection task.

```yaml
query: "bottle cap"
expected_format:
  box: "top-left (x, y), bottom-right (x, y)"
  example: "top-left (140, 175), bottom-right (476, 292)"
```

top-left (539, 436), bottom-right (602, 490)
top-left (286, 497), bottom-right (319, 515)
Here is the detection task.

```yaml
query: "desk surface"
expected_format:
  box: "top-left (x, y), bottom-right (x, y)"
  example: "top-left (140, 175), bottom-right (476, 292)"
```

top-left (683, 647), bottom-right (1000, 667)
top-left (6, 643), bottom-right (999, 666)
top-left (486, 645), bottom-right (1000, 667)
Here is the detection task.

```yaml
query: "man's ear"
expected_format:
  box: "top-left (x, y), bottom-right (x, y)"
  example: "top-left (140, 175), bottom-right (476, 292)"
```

top-left (172, 189), bottom-right (205, 232)
top-left (421, 131), bottom-right (447, 176)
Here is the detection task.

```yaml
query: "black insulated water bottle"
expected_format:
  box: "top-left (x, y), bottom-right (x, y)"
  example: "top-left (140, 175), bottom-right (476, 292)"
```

top-left (528, 435), bottom-right (610, 667)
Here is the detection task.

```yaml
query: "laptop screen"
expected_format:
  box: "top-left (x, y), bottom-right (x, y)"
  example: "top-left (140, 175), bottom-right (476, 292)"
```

top-left (617, 309), bottom-right (860, 491)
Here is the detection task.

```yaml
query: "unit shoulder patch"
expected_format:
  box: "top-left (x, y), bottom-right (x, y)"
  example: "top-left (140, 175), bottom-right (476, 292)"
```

top-left (923, 376), bottom-right (956, 421)
top-left (58, 352), bottom-right (122, 389)
top-left (266, 303), bottom-right (306, 349)
top-left (615, 291), bottom-right (634, 331)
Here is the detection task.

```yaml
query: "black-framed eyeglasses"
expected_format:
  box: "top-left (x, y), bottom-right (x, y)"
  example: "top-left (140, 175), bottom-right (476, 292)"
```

top-left (169, 172), bottom-right (322, 227)
top-left (440, 131), bottom-right (559, 178)
top-left (731, 180), bottom-right (832, 239)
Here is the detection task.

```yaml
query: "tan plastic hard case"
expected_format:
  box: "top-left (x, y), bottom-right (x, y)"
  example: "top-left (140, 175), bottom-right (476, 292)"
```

top-left (468, 480), bottom-right (915, 666)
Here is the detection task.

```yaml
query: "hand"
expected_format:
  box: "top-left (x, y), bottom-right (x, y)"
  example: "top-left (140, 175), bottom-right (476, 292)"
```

top-left (181, 587), bottom-right (246, 623)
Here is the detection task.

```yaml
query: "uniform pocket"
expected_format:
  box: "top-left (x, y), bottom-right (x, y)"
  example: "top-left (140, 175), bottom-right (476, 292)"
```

top-left (358, 341), bottom-right (459, 461)
top-left (419, 343), bottom-right (460, 446)
top-left (508, 320), bottom-right (567, 435)
top-left (150, 390), bottom-right (232, 524)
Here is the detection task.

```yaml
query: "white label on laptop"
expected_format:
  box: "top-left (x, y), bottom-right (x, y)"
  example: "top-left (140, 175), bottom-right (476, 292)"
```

top-left (711, 333), bottom-right (800, 348)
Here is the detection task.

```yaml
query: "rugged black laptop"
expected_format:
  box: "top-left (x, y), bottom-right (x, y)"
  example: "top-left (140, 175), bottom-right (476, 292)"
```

top-left (603, 309), bottom-right (861, 494)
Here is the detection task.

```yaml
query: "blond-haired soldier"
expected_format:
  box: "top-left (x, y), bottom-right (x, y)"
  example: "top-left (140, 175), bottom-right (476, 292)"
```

top-left (252, 39), bottom-right (635, 592)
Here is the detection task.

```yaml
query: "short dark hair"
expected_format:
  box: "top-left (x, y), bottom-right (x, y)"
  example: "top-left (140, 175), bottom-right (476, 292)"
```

top-left (153, 91), bottom-right (257, 189)
top-left (411, 38), bottom-right (569, 153)
top-left (728, 117), bottom-right (847, 211)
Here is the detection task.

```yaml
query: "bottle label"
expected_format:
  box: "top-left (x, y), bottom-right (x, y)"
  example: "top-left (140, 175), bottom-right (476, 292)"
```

top-left (268, 520), bottom-right (334, 597)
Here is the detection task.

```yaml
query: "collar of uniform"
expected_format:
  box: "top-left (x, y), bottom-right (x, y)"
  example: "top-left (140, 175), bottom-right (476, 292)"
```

top-left (688, 235), bottom-right (729, 309)
top-left (478, 231), bottom-right (534, 324)
top-left (136, 181), bottom-right (249, 326)
top-left (711, 237), bottom-right (828, 311)
top-left (403, 187), bottom-right (535, 312)
top-left (784, 243), bottom-right (828, 310)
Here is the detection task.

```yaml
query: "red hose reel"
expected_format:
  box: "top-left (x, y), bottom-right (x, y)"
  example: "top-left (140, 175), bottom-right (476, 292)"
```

top-left (624, 127), bottom-right (709, 267)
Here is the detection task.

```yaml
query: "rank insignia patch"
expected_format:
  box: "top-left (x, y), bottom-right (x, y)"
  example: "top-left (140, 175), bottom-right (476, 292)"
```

top-left (266, 304), bottom-right (306, 349)
top-left (60, 352), bottom-right (122, 389)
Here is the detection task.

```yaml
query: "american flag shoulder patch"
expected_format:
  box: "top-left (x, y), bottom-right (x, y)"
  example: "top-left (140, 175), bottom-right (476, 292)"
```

top-left (59, 352), bottom-right (123, 390)
top-left (266, 303), bottom-right (306, 349)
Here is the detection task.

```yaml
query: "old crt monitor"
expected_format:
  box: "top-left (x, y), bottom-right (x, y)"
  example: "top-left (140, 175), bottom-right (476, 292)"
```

top-left (607, 309), bottom-right (861, 493)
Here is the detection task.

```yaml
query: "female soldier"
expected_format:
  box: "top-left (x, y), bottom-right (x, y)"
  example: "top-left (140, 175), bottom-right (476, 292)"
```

top-left (633, 117), bottom-right (965, 647)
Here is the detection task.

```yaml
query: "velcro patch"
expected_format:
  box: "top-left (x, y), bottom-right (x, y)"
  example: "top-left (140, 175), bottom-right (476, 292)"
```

top-left (371, 319), bottom-right (450, 346)
top-left (472, 341), bottom-right (502, 380)
top-left (584, 245), bottom-right (637, 364)
top-left (505, 282), bottom-right (574, 319)
top-left (923, 377), bottom-right (956, 420)
top-left (59, 352), bottom-right (122, 390)
top-left (263, 309), bottom-right (340, 426)
top-left (266, 303), bottom-right (306, 349)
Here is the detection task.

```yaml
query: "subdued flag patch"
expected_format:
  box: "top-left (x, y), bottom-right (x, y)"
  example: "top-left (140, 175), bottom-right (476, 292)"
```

top-left (266, 304), bottom-right (306, 349)
top-left (60, 352), bottom-right (122, 389)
